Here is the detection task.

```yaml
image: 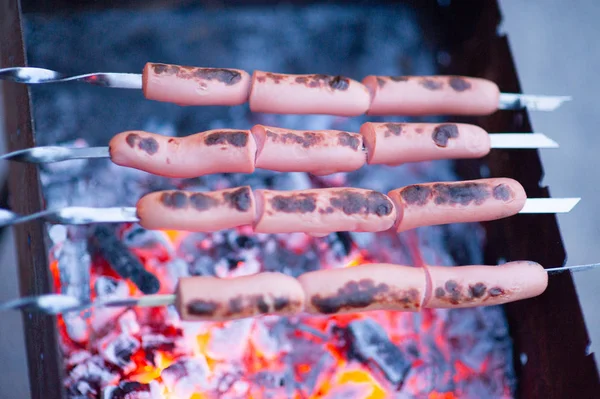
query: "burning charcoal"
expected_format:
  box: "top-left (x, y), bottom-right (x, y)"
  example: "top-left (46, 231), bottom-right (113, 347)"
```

top-left (288, 339), bottom-right (336, 396)
top-left (118, 310), bottom-right (140, 336)
top-left (92, 276), bottom-right (131, 333)
top-left (190, 255), bottom-right (216, 276)
top-left (48, 224), bottom-right (68, 246)
top-left (102, 380), bottom-right (160, 399)
top-left (263, 239), bottom-right (320, 277)
top-left (163, 257), bottom-right (190, 292)
top-left (234, 234), bottom-right (256, 250)
top-left (333, 232), bottom-right (354, 256)
top-left (98, 333), bottom-right (141, 374)
top-left (161, 357), bottom-right (209, 398)
top-left (206, 319), bottom-right (253, 361)
top-left (66, 355), bottom-right (119, 391)
top-left (251, 370), bottom-right (294, 396)
top-left (67, 350), bottom-right (93, 368)
top-left (56, 236), bottom-right (92, 342)
top-left (95, 276), bottom-right (130, 297)
top-left (343, 319), bottom-right (411, 388)
top-left (141, 334), bottom-right (178, 358)
top-left (90, 224), bottom-right (160, 294)
top-left (250, 320), bottom-right (291, 359)
top-left (401, 363), bottom-right (436, 396)
top-left (122, 223), bottom-right (174, 253)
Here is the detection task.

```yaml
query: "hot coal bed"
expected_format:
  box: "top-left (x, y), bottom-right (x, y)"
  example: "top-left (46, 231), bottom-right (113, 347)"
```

top-left (23, 4), bottom-right (516, 399)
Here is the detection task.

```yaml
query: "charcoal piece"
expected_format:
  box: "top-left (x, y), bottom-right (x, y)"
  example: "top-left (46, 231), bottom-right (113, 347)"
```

top-left (344, 319), bottom-right (411, 388)
top-left (334, 232), bottom-right (354, 256)
top-left (190, 255), bottom-right (216, 276)
top-left (89, 225), bottom-right (160, 294)
top-left (262, 243), bottom-right (320, 277)
top-left (102, 381), bottom-right (151, 399)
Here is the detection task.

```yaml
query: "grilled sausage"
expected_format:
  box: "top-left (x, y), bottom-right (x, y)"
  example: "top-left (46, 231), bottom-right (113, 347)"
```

top-left (423, 261), bottom-right (548, 308)
top-left (176, 272), bottom-right (305, 321)
top-left (253, 188), bottom-right (397, 235)
top-left (249, 71), bottom-right (371, 116)
top-left (362, 75), bottom-right (500, 116)
top-left (109, 129), bottom-right (257, 178)
top-left (142, 62), bottom-right (252, 106)
top-left (360, 122), bottom-right (490, 165)
top-left (387, 178), bottom-right (527, 232)
top-left (297, 260), bottom-right (547, 315)
top-left (298, 264), bottom-right (426, 315)
top-left (252, 125), bottom-right (366, 175)
top-left (136, 186), bottom-right (255, 232)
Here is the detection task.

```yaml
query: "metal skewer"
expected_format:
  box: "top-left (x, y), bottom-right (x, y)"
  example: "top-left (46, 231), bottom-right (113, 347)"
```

top-left (0, 198), bottom-right (582, 228)
top-left (0, 263), bottom-right (596, 316)
top-left (0, 134), bottom-right (559, 165)
top-left (0, 67), bottom-right (571, 112)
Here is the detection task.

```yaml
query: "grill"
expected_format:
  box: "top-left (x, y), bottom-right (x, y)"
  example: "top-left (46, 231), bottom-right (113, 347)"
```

top-left (1, 0), bottom-right (598, 398)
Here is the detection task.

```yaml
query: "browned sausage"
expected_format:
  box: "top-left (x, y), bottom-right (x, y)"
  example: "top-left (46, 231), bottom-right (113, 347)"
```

top-left (142, 62), bottom-right (252, 106)
top-left (423, 261), bottom-right (548, 308)
top-left (136, 186), bottom-right (255, 232)
top-left (253, 188), bottom-right (397, 235)
top-left (251, 124), bottom-right (366, 175)
top-left (298, 264), bottom-right (426, 315)
top-left (297, 260), bottom-right (547, 315)
top-left (109, 129), bottom-right (257, 178)
top-left (176, 272), bottom-right (305, 321)
top-left (387, 178), bottom-right (527, 232)
top-left (249, 71), bottom-right (371, 116)
top-left (360, 122), bottom-right (490, 165)
top-left (362, 75), bottom-right (500, 116)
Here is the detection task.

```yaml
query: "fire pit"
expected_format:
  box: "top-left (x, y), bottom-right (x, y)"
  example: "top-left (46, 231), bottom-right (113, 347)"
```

top-left (1, 1), bottom-right (598, 398)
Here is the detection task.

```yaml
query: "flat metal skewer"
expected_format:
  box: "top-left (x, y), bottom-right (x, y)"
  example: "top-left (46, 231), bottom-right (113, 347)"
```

top-left (0, 67), bottom-right (570, 112)
top-left (0, 198), bottom-right (581, 228)
top-left (0, 263), bottom-right (596, 316)
top-left (0, 134), bottom-right (558, 164)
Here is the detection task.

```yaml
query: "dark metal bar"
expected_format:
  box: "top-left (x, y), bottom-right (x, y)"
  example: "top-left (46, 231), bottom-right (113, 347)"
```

top-left (0, 1), bottom-right (64, 399)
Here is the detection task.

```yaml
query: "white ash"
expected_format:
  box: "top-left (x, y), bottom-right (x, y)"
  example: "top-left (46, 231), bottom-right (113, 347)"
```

top-left (98, 332), bottom-right (140, 374)
top-left (205, 319), bottom-right (254, 361)
top-left (161, 357), bottom-right (210, 398)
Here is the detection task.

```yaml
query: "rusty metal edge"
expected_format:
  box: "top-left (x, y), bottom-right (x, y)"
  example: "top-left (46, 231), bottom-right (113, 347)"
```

top-left (0, 1), bottom-right (64, 399)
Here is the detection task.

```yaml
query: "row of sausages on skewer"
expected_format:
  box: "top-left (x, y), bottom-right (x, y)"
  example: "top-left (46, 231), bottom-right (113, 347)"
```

top-left (137, 178), bottom-right (525, 234)
top-left (111, 122), bottom-right (492, 178)
top-left (144, 62), bottom-right (500, 116)
top-left (172, 261), bottom-right (547, 322)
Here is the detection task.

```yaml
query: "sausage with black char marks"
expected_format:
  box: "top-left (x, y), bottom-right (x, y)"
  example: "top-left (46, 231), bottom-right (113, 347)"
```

top-left (143, 62), bottom-right (252, 106)
top-left (176, 272), bottom-right (305, 321)
top-left (110, 129), bottom-right (256, 178)
top-left (363, 75), bottom-right (500, 116)
top-left (249, 71), bottom-right (371, 116)
top-left (360, 122), bottom-right (490, 165)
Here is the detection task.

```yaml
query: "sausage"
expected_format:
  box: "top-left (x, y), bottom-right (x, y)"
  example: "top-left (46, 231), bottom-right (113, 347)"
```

top-left (362, 75), bottom-right (500, 116)
top-left (142, 62), bottom-right (252, 106)
top-left (109, 129), bottom-right (257, 178)
top-left (136, 186), bottom-right (255, 232)
top-left (251, 125), bottom-right (366, 175)
top-left (249, 71), bottom-right (371, 116)
top-left (176, 272), bottom-right (305, 321)
top-left (387, 178), bottom-right (527, 232)
top-left (298, 264), bottom-right (426, 315)
top-left (423, 261), bottom-right (548, 308)
top-left (297, 261), bottom-right (547, 315)
top-left (360, 122), bottom-right (490, 165)
top-left (253, 188), bottom-right (397, 235)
